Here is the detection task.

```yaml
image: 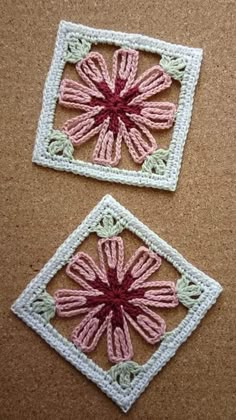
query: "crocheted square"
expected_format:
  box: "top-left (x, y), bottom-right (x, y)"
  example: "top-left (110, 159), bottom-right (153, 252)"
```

top-left (12, 195), bottom-right (222, 412)
top-left (33, 21), bottom-right (202, 190)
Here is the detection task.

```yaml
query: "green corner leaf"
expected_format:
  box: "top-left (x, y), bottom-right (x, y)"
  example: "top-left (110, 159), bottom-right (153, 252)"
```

top-left (48, 130), bottom-right (74, 159)
top-left (141, 149), bottom-right (169, 175)
top-left (30, 290), bottom-right (56, 323)
top-left (64, 35), bottom-right (91, 63)
top-left (108, 361), bottom-right (142, 389)
top-left (176, 276), bottom-right (203, 308)
top-left (93, 214), bottom-right (124, 238)
top-left (160, 55), bottom-right (186, 82)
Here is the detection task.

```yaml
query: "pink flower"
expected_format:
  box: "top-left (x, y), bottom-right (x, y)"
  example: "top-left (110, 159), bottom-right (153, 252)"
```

top-left (54, 237), bottom-right (179, 363)
top-left (59, 49), bottom-right (176, 166)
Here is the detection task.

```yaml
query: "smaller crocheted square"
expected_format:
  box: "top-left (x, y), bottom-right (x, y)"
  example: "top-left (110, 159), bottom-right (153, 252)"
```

top-left (32, 21), bottom-right (202, 190)
top-left (12, 195), bottom-right (222, 412)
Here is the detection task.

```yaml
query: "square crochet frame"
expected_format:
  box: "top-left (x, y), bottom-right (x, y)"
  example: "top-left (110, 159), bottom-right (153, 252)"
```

top-left (32, 20), bottom-right (203, 191)
top-left (12, 195), bottom-right (222, 412)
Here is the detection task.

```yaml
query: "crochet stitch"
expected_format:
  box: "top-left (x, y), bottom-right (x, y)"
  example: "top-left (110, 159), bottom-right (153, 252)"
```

top-left (31, 290), bottom-right (56, 323)
top-left (141, 148), bottom-right (169, 175)
top-left (54, 237), bottom-right (179, 362)
top-left (108, 361), bottom-right (142, 389)
top-left (32, 21), bottom-right (203, 190)
top-left (59, 49), bottom-right (176, 166)
top-left (64, 33), bottom-right (91, 63)
top-left (11, 196), bottom-right (221, 412)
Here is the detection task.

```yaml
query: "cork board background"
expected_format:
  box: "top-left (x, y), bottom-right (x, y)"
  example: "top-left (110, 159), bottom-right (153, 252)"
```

top-left (1, 1), bottom-right (236, 419)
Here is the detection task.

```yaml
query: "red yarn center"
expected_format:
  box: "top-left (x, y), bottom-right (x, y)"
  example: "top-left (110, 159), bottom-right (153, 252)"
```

top-left (89, 78), bottom-right (141, 135)
top-left (85, 267), bottom-right (145, 328)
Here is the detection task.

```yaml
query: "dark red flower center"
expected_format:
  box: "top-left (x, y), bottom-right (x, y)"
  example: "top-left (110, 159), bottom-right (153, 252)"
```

top-left (85, 267), bottom-right (145, 328)
top-left (89, 78), bottom-right (142, 135)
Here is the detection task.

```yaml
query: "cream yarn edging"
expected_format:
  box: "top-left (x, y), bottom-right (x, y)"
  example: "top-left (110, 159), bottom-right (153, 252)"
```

top-left (12, 195), bottom-right (222, 412)
top-left (32, 21), bottom-right (202, 191)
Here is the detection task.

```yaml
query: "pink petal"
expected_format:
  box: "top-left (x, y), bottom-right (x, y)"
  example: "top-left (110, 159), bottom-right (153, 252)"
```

top-left (131, 65), bottom-right (172, 103)
top-left (97, 236), bottom-right (124, 284)
top-left (66, 252), bottom-right (108, 291)
top-left (122, 246), bottom-right (162, 289)
top-left (125, 305), bottom-right (165, 344)
top-left (111, 49), bottom-right (139, 95)
top-left (54, 289), bottom-right (103, 317)
top-left (121, 120), bottom-right (157, 163)
top-left (71, 304), bottom-right (110, 352)
top-left (130, 102), bottom-right (176, 130)
top-left (62, 107), bottom-right (103, 145)
top-left (76, 52), bottom-right (112, 91)
top-left (59, 79), bottom-right (104, 111)
top-left (92, 118), bottom-right (123, 166)
top-left (130, 281), bottom-right (179, 308)
top-left (107, 309), bottom-right (133, 363)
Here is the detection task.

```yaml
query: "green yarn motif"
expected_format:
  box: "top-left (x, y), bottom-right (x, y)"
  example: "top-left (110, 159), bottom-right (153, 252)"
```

top-left (31, 290), bottom-right (56, 323)
top-left (160, 55), bottom-right (186, 82)
top-left (48, 130), bottom-right (74, 159)
top-left (109, 361), bottom-right (142, 389)
top-left (176, 276), bottom-right (203, 308)
top-left (64, 35), bottom-right (91, 63)
top-left (141, 149), bottom-right (169, 175)
top-left (94, 214), bottom-right (123, 238)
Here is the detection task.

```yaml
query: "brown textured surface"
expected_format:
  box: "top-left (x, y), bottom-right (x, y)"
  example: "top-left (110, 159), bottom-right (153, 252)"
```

top-left (0, 1), bottom-right (236, 419)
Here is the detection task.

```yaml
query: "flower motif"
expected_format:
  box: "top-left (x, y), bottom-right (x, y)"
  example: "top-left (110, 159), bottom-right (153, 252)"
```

top-left (54, 237), bottom-right (179, 363)
top-left (58, 49), bottom-right (176, 166)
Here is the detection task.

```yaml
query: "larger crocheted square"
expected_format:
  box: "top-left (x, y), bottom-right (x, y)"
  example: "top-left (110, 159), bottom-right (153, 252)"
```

top-left (12, 195), bottom-right (222, 411)
top-left (33, 21), bottom-right (202, 190)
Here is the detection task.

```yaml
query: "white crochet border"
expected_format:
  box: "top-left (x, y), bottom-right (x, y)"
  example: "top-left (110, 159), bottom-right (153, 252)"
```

top-left (12, 195), bottom-right (222, 412)
top-left (32, 20), bottom-right (203, 191)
